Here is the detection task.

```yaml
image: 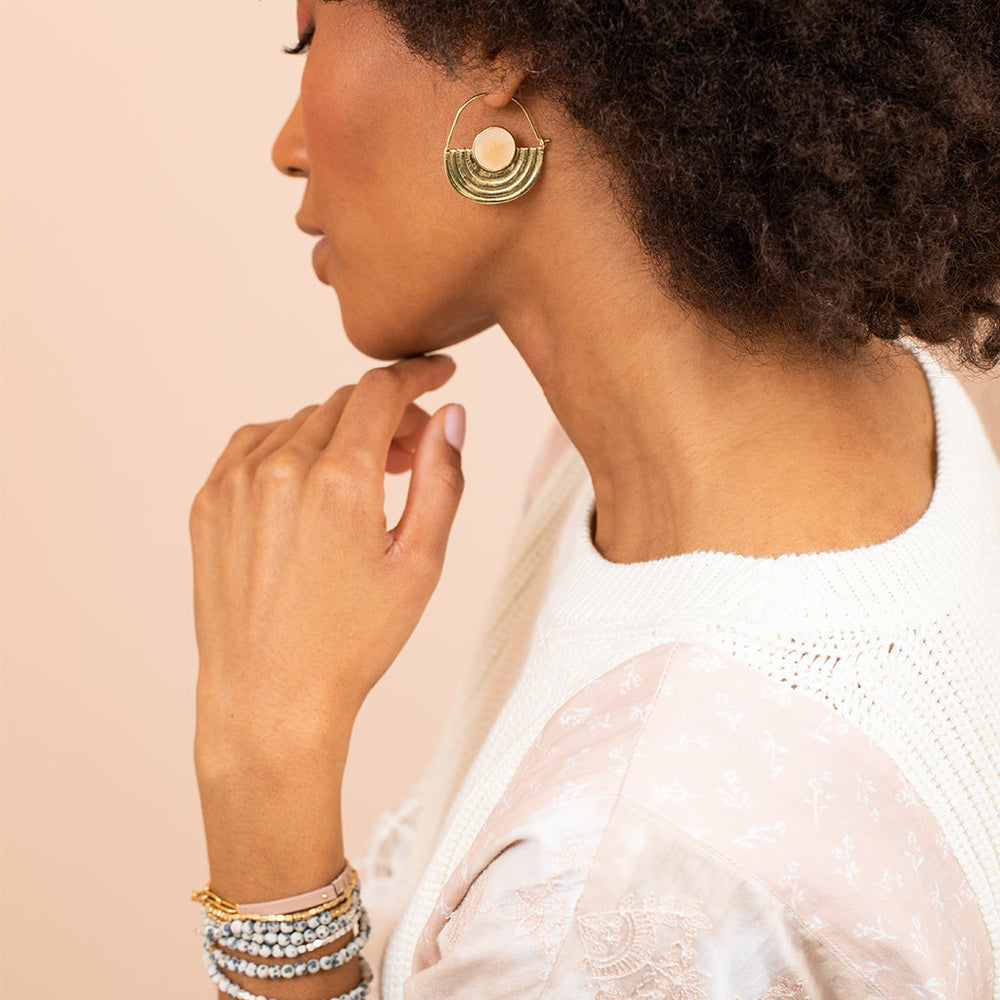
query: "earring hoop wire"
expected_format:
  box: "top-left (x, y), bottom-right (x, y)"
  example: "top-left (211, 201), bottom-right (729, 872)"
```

top-left (444, 93), bottom-right (547, 152)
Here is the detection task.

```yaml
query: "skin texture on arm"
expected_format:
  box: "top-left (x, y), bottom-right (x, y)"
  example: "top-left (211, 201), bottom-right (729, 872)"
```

top-left (192, 356), bottom-right (466, 998)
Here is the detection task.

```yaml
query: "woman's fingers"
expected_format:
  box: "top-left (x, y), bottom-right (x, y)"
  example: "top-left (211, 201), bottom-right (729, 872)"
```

top-left (392, 404), bottom-right (466, 568)
top-left (260, 395), bottom-right (432, 474)
top-left (271, 386), bottom-right (356, 457)
top-left (326, 355), bottom-right (456, 474)
top-left (203, 420), bottom-right (284, 484)
top-left (202, 357), bottom-right (450, 507)
top-left (384, 403), bottom-right (434, 473)
top-left (242, 403), bottom-right (322, 467)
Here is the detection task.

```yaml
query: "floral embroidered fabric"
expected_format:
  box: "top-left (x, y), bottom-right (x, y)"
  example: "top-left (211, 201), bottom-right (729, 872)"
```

top-left (379, 643), bottom-right (994, 999)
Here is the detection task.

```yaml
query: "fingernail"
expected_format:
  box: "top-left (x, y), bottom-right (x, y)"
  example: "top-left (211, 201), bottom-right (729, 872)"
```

top-left (444, 404), bottom-right (466, 452)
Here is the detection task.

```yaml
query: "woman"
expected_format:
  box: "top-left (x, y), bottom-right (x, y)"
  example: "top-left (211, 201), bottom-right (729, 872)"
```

top-left (189, 1), bottom-right (1000, 998)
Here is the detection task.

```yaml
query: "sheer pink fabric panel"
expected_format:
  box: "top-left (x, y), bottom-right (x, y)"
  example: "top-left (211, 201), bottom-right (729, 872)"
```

top-left (402, 644), bottom-right (991, 999)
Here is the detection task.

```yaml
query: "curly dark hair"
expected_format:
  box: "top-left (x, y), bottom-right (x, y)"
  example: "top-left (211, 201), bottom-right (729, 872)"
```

top-left (351, 0), bottom-right (1000, 368)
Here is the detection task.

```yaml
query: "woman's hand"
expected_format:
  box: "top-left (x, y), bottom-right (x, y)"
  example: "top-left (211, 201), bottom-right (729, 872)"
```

top-left (190, 354), bottom-right (465, 767)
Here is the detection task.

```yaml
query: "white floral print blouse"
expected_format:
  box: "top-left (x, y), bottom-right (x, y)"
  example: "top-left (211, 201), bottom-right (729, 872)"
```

top-left (382, 642), bottom-right (992, 1000)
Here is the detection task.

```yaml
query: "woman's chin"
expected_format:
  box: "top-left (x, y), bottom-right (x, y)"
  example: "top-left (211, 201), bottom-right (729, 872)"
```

top-left (337, 301), bottom-right (492, 362)
top-left (345, 330), bottom-right (447, 363)
top-left (339, 310), bottom-right (434, 362)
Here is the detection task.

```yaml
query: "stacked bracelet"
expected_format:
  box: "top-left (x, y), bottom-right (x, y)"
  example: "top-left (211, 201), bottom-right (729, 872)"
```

top-left (204, 886), bottom-right (365, 957)
top-left (207, 910), bottom-right (371, 979)
top-left (194, 868), bottom-right (359, 924)
top-left (193, 863), bottom-right (371, 1000)
top-left (202, 952), bottom-right (373, 1000)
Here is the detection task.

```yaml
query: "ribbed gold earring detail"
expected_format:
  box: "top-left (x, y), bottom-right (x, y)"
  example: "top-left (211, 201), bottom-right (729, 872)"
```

top-left (443, 94), bottom-right (548, 204)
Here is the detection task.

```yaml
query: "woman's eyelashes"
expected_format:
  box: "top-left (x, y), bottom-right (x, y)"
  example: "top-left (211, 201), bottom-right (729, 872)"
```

top-left (284, 22), bottom-right (315, 55)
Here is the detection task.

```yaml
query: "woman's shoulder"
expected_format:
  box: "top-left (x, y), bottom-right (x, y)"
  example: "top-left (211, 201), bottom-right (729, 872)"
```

top-left (408, 641), bottom-right (993, 999)
top-left (480, 642), bottom-right (983, 869)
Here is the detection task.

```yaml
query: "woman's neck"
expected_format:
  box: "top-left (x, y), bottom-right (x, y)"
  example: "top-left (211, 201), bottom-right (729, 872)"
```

top-left (490, 189), bottom-right (935, 564)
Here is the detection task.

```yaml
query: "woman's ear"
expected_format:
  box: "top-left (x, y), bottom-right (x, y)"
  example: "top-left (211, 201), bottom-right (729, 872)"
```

top-left (479, 59), bottom-right (532, 110)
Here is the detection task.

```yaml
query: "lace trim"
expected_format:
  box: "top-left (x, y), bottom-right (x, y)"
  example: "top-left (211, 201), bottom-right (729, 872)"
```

top-left (501, 840), bottom-right (590, 978)
top-left (759, 978), bottom-right (812, 1000)
top-left (577, 892), bottom-right (812, 1000)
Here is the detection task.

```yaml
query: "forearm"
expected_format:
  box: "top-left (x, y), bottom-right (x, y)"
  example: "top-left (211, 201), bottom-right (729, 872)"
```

top-left (188, 357), bottom-right (465, 998)
top-left (195, 708), bottom-right (362, 1000)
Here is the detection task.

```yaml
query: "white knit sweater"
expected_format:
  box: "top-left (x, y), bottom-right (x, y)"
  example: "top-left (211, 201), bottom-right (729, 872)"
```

top-left (378, 349), bottom-right (1000, 998)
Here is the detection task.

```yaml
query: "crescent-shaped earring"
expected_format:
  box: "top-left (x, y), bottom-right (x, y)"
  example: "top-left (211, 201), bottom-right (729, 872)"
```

top-left (443, 93), bottom-right (548, 204)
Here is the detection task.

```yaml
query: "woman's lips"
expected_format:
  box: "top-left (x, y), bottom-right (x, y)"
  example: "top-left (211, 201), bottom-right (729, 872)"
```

top-left (296, 218), bottom-right (328, 282)
top-left (311, 236), bottom-right (329, 281)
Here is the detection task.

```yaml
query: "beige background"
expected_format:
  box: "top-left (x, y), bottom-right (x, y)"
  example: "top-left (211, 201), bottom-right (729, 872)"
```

top-left (2, 4), bottom-right (998, 999)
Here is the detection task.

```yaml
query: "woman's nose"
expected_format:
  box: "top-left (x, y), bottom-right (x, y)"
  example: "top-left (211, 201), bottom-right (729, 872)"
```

top-left (272, 97), bottom-right (309, 178)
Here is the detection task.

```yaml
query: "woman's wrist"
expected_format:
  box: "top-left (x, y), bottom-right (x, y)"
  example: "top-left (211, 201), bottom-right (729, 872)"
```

top-left (195, 696), bottom-right (356, 902)
top-left (198, 754), bottom-right (348, 899)
top-left (194, 688), bottom-right (358, 778)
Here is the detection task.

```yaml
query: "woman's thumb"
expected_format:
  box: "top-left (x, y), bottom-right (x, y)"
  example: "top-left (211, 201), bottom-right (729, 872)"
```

top-left (393, 404), bottom-right (466, 567)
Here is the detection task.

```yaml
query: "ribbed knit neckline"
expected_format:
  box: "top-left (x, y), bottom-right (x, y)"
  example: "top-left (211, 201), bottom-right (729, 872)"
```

top-left (537, 348), bottom-right (995, 639)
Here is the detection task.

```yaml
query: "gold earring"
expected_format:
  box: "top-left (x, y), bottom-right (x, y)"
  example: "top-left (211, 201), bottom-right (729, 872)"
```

top-left (443, 94), bottom-right (548, 204)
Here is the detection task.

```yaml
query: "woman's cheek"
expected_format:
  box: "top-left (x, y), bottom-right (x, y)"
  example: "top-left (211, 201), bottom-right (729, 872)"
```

top-left (301, 57), bottom-right (383, 188)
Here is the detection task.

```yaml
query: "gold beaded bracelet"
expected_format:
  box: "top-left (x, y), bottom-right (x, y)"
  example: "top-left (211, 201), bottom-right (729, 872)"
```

top-left (192, 866), bottom-right (359, 924)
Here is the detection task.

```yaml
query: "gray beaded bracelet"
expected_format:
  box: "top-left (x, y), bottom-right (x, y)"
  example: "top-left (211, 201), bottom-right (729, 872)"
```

top-left (204, 916), bottom-right (360, 960)
top-left (202, 951), bottom-right (373, 1000)
top-left (209, 911), bottom-right (371, 979)
top-left (204, 890), bottom-right (363, 958)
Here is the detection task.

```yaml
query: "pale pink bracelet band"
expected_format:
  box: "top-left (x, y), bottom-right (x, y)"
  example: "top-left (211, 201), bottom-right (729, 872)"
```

top-left (235, 863), bottom-right (355, 916)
